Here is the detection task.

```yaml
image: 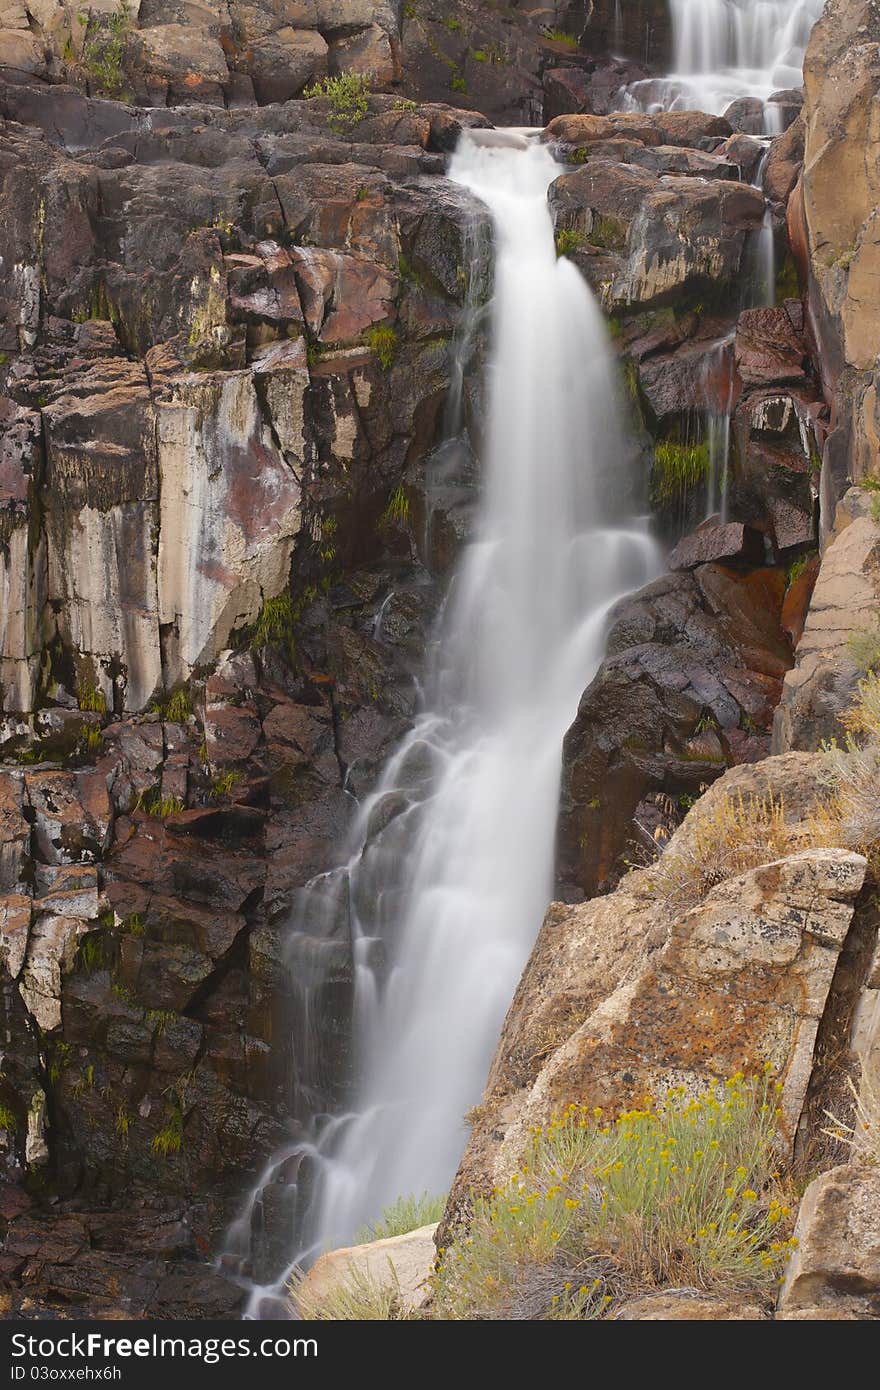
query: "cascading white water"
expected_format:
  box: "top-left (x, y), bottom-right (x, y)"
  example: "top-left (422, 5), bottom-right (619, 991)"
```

top-left (306, 134), bottom-right (659, 1251)
top-left (621, 0), bottom-right (824, 116)
top-left (231, 135), bottom-right (659, 1311)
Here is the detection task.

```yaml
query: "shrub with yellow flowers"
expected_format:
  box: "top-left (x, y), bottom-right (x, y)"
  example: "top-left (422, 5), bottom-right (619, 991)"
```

top-left (431, 1068), bottom-right (798, 1319)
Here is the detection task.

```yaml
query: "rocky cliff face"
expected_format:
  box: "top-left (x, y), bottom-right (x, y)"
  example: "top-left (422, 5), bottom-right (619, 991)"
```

top-left (0, 0), bottom-right (878, 1325)
top-left (0, 68), bottom-right (500, 1314)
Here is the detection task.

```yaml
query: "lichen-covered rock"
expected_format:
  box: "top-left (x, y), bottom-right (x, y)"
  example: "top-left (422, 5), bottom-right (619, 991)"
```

top-left (448, 768), bottom-right (867, 1227)
top-left (778, 1164), bottom-right (880, 1319)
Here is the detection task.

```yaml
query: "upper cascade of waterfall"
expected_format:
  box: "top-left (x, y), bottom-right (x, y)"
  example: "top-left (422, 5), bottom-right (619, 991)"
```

top-left (619, 0), bottom-right (825, 118)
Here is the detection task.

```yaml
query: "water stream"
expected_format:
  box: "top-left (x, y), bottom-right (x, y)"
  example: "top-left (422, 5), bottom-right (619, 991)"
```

top-left (229, 133), bottom-right (658, 1314)
top-left (620, 0), bottom-right (824, 116)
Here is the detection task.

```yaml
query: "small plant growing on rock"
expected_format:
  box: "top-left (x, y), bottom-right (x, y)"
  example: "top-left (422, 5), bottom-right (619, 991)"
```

top-left (250, 592), bottom-right (296, 654)
top-left (380, 485), bottom-right (410, 528)
top-left (77, 679), bottom-right (106, 714)
top-left (651, 790), bottom-right (796, 913)
top-left (210, 769), bottom-right (242, 799)
top-left (293, 1264), bottom-right (411, 1321)
top-left (77, 935), bottom-right (105, 974)
top-left (77, 1), bottom-right (132, 99)
top-left (303, 72), bottom-right (373, 134)
top-left (364, 324), bottom-right (399, 370)
top-left (151, 1106), bottom-right (183, 1158)
top-left (0, 1105), bottom-right (18, 1132)
top-left (159, 688), bottom-right (192, 724)
top-left (824, 1062), bottom-right (880, 1165)
top-left (847, 625), bottom-right (880, 674)
top-left (115, 1105), bottom-right (130, 1139)
top-left (355, 1191), bottom-right (446, 1244)
top-left (555, 228), bottom-right (584, 258)
top-left (545, 27), bottom-right (579, 49)
top-left (652, 439), bottom-right (711, 504)
top-left (135, 790), bottom-right (185, 819)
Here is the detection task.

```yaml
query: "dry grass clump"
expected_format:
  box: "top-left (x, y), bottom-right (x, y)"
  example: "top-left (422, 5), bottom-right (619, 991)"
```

top-left (432, 1070), bottom-right (796, 1320)
top-left (823, 1062), bottom-right (880, 1167)
top-left (292, 1263), bottom-right (414, 1321)
top-left (650, 673), bottom-right (880, 912)
top-left (650, 790), bottom-right (800, 914)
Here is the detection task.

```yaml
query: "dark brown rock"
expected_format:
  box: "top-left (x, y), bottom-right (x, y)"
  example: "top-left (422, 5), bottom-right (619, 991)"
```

top-left (670, 519), bottom-right (765, 571)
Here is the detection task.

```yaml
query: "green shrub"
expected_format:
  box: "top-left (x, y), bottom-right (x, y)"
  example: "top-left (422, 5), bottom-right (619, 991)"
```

top-left (364, 324), bottom-right (399, 370)
top-left (555, 228), bottom-right (583, 258)
top-left (303, 72), bottom-right (372, 133)
top-left (250, 592), bottom-right (296, 653)
top-left (0, 1105), bottom-right (17, 1132)
top-left (433, 1071), bottom-right (795, 1319)
top-left (450, 72), bottom-right (467, 93)
top-left (163, 688), bottom-right (192, 723)
top-left (652, 440), bottom-right (711, 503)
top-left (81, 723), bottom-right (103, 753)
top-left (786, 553), bottom-right (812, 588)
top-left (871, 493), bottom-right (880, 524)
top-left (78, 1), bottom-right (132, 98)
top-left (210, 769), bottom-right (242, 798)
top-left (355, 1191), bottom-right (446, 1244)
top-left (77, 934), bottom-right (105, 974)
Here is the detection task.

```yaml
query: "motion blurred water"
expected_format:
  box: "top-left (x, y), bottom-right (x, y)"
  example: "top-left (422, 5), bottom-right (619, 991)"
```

top-left (621, 0), bottom-right (824, 116)
top-left (229, 133), bottom-right (659, 1314)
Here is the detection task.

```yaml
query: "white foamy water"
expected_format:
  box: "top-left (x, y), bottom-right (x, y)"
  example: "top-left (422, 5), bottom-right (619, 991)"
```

top-left (230, 135), bottom-right (659, 1311)
top-left (621, 0), bottom-right (824, 117)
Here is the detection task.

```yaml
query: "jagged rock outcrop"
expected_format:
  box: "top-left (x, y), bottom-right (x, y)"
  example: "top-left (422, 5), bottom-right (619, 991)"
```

top-left (557, 562), bottom-right (795, 898)
top-left (0, 82), bottom-right (488, 723)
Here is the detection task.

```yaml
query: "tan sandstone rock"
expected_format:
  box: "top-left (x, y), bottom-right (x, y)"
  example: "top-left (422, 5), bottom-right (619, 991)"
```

top-left (446, 754), bottom-right (867, 1223)
top-left (297, 1223), bottom-right (437, 1316)
top-left (773, 487), bottom-right (880, 753)
top-left (778, 1164), bottom-right (880, 1319)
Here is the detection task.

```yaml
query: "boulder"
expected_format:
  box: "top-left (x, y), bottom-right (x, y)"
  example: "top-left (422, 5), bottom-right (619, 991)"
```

top-left (296, 1223), bottom-right (437, 1316)
top-left (235, 28), bottom-right (328, 105)
top-left (669, 519), bottom-right (764, 572)
top-left (734, 306), bottom-right (810, 388)
top-left (778, 1164), bottom-right (880, 1319)
top-left (762, 116), bottom-right (805, 207)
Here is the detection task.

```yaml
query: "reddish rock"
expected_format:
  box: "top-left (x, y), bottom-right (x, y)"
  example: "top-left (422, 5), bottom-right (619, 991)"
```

top-left (781, 553), bottom-right (821, 646)
top-left (735, 307), bottom-right (809, 386)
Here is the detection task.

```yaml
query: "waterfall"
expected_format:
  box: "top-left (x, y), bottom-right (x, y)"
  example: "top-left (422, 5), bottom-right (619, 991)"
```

top-left (620, 0), bottom-right (824, 115)
top-left (230, 134), bottom-right (659, 1313)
